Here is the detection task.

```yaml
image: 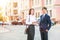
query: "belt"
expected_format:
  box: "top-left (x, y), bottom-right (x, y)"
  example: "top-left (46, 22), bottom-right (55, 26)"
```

top-left (40, 28), bottom-right (46, 32)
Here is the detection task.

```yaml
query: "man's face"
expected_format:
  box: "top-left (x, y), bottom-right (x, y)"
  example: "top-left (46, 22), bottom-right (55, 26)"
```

top-left (42, 9), bottom-right (47, 14)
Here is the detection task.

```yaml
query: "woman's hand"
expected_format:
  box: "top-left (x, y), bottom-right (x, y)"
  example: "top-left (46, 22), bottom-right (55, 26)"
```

top-left (32, 22), bottom-right (38, 25)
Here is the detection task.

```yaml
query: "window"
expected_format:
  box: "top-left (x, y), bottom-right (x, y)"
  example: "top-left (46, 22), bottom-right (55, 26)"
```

top-left (46, 0), bottom-right (48, 5)
top-left (13, 10), bottom-right (18, 14)
top-left (13, 2), bottom-right (18, 8)
top-left (47, 10), bottom-right (52, 17)
top-left (45, 0), bottom-right (52, 5)
top-left (49, 0), bottom-right (52, 4)
top-left (50, 10), bottom-right (52, 17)
top-left (33, 0), bottom-right (40, 7)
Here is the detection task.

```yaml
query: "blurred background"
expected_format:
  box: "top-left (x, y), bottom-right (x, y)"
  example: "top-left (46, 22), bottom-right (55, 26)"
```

top-left (0, 0), bottom-right (60, 40)
top-left (0, 0), bottom-right (60, 25)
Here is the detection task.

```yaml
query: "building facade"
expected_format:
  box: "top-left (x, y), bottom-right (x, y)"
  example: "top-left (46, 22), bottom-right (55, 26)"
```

top-left (5, 0), bottom-right (60, 22)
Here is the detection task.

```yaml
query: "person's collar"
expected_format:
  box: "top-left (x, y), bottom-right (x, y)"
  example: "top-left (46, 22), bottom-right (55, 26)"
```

top-left (43, 13), bottom-right (47, 16)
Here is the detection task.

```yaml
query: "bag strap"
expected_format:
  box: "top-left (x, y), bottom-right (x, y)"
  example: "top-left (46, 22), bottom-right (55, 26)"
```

top-left (26, 15), bottom-right (30, 28)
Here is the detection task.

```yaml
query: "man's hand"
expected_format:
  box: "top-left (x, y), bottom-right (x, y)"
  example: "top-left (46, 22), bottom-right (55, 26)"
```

top-left (46, 29), bottom-right (48, 32)
top-left (32, 22), bottom-right (38, 25)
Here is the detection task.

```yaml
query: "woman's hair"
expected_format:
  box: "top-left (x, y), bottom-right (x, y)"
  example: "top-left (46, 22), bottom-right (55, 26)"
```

top-left (29, 8), bottom-right (34, 15)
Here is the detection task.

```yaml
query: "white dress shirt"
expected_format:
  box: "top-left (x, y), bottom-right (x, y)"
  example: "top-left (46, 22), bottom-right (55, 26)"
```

top-left (26, 15), bottom-right (37, 25)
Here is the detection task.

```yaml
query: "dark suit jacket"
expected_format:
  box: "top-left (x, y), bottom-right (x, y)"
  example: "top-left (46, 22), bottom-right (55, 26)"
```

top-left (39, 14), bottom-right (51, 31)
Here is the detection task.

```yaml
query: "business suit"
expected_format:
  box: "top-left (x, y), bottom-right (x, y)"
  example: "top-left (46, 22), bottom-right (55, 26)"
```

top-left (39, 14), bottom-right (51, 40)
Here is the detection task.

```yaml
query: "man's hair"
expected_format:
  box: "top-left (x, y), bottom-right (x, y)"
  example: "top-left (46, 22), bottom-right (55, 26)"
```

top-left (42, 7), bottom-right (47, 10)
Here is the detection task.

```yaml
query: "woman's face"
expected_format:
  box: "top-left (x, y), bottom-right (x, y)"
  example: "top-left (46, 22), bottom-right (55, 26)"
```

top-left (31, 10), bottom-right (34, 15)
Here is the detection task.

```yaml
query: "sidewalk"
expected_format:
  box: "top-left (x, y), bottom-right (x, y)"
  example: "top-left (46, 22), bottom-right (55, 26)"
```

top-left (0, 26), bottom-right (10, 33)
top-left (0, 24), bottom-right (60, 40)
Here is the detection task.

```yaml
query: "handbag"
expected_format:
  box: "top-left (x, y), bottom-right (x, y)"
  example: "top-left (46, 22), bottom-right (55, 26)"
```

top-left (25, 15), bottom-right (30, 34)
top-left (25, 28), bottom-right (28, 34)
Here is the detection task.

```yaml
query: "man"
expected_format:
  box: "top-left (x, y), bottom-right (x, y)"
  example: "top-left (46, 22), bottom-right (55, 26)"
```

top-left (39, 7), bottom-right (51, 40)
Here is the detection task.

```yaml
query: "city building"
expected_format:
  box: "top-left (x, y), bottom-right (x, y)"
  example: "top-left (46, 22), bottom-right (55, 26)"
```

top-left (0, 0), bottom-right (60, 24)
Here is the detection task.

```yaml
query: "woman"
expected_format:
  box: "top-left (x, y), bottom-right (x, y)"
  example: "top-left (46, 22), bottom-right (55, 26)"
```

top-left (26, 8), bottom-right (37, 40)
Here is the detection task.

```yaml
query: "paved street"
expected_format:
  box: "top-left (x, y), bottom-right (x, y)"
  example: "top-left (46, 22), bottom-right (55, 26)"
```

top-left (0, 24), bottom-right (60, 40)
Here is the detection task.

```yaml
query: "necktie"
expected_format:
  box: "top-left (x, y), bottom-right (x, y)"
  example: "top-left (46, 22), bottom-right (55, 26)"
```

top-left (42, 15), bottom-right (44, 20)
top-left (28, 15), bottom-right (30, 22)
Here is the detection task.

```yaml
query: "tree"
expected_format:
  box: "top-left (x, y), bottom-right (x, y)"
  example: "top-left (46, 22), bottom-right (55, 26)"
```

top-left (0, 13), bottom-right (3, 21)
